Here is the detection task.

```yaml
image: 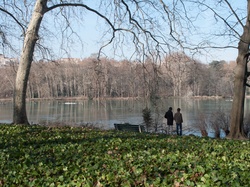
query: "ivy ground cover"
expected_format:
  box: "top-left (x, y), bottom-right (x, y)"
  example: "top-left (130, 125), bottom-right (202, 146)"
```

top-left (0, 124), bottom-right (249, 186)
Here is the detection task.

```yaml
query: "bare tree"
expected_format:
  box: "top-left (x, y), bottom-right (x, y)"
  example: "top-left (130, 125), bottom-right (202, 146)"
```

top-left (182, 0), bottom-right (248, 139)
top-left (164, 52), bottom-right (190, 97)
top-left (0, 0), bottom-right (173, 124)
top-left (220, 1), bottom-right (249, 139)
top-left (186, 60), bottom-right (208, 96)
top-left (208, 61), bottom-right (226, 96)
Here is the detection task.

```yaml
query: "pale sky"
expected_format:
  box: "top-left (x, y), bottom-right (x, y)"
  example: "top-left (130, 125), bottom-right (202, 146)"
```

top-left (56, 0), bottom-right (243, 64)
top-left (69, 12), bottom-right (240, 63)
top-left (1, 1), bottom-right (244, 64)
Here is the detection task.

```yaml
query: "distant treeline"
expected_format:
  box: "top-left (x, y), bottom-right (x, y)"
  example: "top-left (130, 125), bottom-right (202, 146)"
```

top-left (0, 53), bottom-right (237, 99)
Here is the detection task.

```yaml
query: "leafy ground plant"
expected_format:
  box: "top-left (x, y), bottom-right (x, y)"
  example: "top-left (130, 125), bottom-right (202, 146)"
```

top-left (0, 124), bottom-right (249, 186)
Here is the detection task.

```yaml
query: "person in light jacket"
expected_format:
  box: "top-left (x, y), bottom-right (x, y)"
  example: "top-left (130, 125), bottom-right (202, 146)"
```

top-left (174, 108), bottom-right (183, 135)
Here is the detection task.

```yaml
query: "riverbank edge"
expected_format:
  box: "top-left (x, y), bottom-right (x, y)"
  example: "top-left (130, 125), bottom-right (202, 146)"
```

top-left (0, 95), bottom-right (238, 102)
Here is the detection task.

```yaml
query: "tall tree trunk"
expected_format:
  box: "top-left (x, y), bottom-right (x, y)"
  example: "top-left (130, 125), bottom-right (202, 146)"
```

top-left (227, 1), bottom-right (250, 139)
top-left (13, 0), bottom-right (47, 124)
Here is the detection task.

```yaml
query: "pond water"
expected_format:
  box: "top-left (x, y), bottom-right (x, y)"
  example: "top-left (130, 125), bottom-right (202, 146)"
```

top-left (0, 98), bottom-right (249, 136)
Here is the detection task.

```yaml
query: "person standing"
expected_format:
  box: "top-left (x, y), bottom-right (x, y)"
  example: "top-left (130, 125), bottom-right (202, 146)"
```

top-left (164, 107), bottom-right (174, 134)
top-left (174, 108), bottom-right (183, 135)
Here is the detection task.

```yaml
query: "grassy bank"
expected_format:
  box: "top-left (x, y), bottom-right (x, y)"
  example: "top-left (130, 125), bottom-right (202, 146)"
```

top-left (0, 125), bottom-right (249, 186)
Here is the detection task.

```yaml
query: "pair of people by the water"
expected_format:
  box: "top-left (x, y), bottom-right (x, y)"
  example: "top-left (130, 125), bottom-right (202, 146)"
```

top-left (164, 107), bottom-right (183, 135)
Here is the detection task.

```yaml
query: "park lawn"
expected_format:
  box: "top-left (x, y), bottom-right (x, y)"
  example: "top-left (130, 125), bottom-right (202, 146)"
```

top-left (0, 124), bottom-right (249, 186)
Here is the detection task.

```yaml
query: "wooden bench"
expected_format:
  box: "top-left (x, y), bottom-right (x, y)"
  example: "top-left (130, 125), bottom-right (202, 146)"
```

top-left (114, 123), bottom-right (145, 133)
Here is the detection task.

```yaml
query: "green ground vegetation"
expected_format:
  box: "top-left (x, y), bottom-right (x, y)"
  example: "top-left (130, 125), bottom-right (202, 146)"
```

top-left (0, 124), bottom-right (249, 186)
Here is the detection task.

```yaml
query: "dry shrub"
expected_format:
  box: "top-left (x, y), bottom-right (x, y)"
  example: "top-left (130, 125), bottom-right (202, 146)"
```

top-left (243, 116), bottom-right (250, 138)
top-left (195, 112), bottom-right (209, 137)
top-left (209, 114), bottom-right (221, 138)
top-left (210, 109), bottom-right (230, 138)
top-left (142, 107), bottom-right (153, 132)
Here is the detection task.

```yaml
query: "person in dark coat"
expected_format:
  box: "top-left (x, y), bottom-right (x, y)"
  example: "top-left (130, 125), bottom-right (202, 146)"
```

top-left (165, 107), bottom-right (174, 134)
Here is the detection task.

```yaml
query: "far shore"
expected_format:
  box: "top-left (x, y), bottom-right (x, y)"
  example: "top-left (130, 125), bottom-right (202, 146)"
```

top-left (0, 95), bottom-right (240, 102)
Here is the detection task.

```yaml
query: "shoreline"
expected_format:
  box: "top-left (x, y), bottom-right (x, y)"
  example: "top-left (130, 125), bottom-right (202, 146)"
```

top-left (0, 95), bottom-right (239, 102)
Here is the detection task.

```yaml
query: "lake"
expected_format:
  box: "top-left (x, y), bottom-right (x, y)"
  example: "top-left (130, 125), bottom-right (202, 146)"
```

top-left (1, 98), bottom-right (249, 136)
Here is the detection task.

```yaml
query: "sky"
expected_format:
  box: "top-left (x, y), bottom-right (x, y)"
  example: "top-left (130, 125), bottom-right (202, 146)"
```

top-left (61, 0), bottom-right (243, 64)
top-left (0, 0), bottom-right (245, 64)
top-left (68, 11), bottom-right (240, 63)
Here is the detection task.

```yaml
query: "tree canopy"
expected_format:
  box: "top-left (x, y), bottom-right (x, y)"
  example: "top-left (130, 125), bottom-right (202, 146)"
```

top-left (0, 1), bottom-right (245, 62)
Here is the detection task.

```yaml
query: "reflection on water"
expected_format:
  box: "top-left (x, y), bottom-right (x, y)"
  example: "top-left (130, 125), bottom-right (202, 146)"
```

top-left (1, 98), bottom-right (249, 134)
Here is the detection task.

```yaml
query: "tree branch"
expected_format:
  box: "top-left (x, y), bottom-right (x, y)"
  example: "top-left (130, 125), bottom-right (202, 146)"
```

top-left (244, 52), bottom-right (250, 63)
top-left (46, 3), bottom-right (117, 32)
top-left (189, 0), bottom-right (242, 39)
top-left (47, 3), bottom-right (137, 59)
top-left (120, 0), bottom-right (162, 45)
top-left (224, 0), bottom-right (244, 28)
top-left (0, 7), bottom-right (26, 35)
top-left (245, 82), bottom-right (250, 87)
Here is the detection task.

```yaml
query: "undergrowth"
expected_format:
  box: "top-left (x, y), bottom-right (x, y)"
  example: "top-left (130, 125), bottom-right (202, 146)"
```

top-left (0, 124), bottom-right (249, 186)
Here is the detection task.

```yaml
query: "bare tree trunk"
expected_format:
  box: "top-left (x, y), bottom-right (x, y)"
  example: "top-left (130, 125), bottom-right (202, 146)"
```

top-left (227, 1), bottom-right (250, 139)
top-left (13, 0), bottom-right (47, 124)
top-left (228, 54), bottom-right (247, 139)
